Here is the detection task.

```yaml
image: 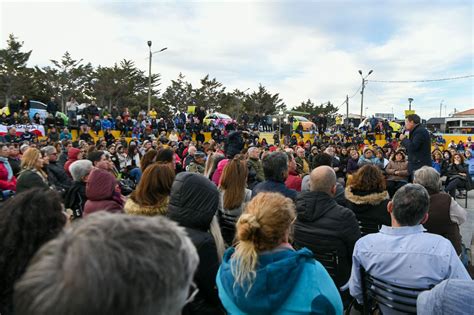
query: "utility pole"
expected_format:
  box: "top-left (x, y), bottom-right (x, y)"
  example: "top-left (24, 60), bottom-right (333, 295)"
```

top-left (358, 70), bottom-right (373, 122)
top-left (147, 41), bottom-right (152, 113)
top-left (147, 41), bottom-right (167, 113)
top-left (346, 94), bottom-right (349, 127)
top-left (440, 100), bottom-right (444, 117)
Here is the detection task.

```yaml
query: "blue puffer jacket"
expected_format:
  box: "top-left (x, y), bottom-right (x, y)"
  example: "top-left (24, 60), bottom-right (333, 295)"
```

top-left (217, 247), bottom-right (343, 315)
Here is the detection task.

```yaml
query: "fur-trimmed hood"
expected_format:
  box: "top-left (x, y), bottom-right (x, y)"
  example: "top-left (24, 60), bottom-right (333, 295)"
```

top-left (124, 197), bottom-right (169, 216)
top-left (345, 186), bottom-right (389, 205)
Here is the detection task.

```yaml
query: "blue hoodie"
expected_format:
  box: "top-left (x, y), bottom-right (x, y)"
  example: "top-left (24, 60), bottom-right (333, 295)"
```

top-left (216, 247), bottom-right (343, 315)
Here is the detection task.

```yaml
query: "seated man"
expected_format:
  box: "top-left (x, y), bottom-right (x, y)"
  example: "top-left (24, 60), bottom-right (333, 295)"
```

top-left (14, 212), bottom-right (199, 315)
top-left (294, 166), bottom-right (361, 306)
top-left (348, 184), bottom-right (470, 307)
top-left (252, 151), bottom-right (297, 201)
top-left (417, 279), bottom-right (474, 315)
top-left (413, 166), bottom-right (467, 257)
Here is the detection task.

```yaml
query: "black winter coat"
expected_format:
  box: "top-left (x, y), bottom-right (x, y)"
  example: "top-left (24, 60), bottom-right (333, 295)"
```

top-left (401, 124), bottom-right (431, 174)
top-left (46, 161), bottom-right (72, 191)
top-left (167, 172), bottom-right (224, 315)
top-left (344, 187), bottom-right (391, 228)
top-left (293, 191), bottom-right (360, 288)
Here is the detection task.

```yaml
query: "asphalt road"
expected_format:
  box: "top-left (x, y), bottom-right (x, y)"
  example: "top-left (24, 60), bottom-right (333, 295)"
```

top-left (459, 194), bottom-right (474, 262)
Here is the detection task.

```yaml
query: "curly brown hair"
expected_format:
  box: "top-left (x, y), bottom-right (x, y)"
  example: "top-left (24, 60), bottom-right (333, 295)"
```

top-left (349, 164), bottom-right (386, 192)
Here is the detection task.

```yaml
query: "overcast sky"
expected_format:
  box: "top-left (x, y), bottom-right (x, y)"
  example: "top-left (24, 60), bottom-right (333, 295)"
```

top-left (1, 0), bottom-right (473, 119)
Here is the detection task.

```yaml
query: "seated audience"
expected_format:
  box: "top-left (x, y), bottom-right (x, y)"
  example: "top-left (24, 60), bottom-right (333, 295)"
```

top-left (252, 151), bottom-right (297, 201)
top-left (0, 144), bottom-right (16, 192)
top-left (167, 172), bottom-right (226, 314)
top-left (64, 147), bottom-right (84, 178)
top-left (345, 165), bottom-right (391, 228)
top-left (16, 148), bottom-right (49, 193)
top-left (348, 184), bottom-right (470, 311)
top-left (64, 160), bottom-right (93, 219)
top-left (285, 152), bottom-right (302, 191)
top-left (14, 212), bottom-right (198, 315)
top-left (124, 163), bottom-right (174, 216)
top-left (217, 192), bottom-right (343, 314)
top-left (413, 166), bottom-right (467, 257)
top-left (444, 152), bottom-right (471, 198)
top-left (294, 166), bottom-right (360, 306)
top-left (83, 168), bottom-right (124, 216)
top-left (0, 188), bottom-right (66, 315)
top-left (417, 279), bottom-right (474, 315)
top-left (42, 145), bottom-right (71, 192)
top-left (218, 156), bottom-right (252, 246)
top-left (385, 150), bottom-right (409, 197)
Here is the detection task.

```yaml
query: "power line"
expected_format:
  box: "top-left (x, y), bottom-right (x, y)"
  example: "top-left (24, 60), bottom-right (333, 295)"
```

top-left (337, 84), bottom-right (362, 110)
top-left (368, 74), bottom-right (474, 83)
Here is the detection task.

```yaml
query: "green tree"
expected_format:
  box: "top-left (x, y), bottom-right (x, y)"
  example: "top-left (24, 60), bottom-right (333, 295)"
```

top-left (193, 75), bottom-right (226, 112)
top-left (91, 59), bottom-right (160, 113)
top-left (34, 51), bottom-right (93, 112)
top-left (0, 34), bottom-right (34, 105)
top-left (243, 84), bottom-right (286, 116)
top-left (219, 88), bottom-right (250, 119)
top-left (293, 99), bottom-right (339, 123)
top-left (161, 73), bottom-right (194, 113)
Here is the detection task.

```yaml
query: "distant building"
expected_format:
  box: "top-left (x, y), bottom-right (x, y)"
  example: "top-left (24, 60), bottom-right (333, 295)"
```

top-left (374, 113), bottom-right (395, 120)
top-left (424, 109), bottom-right (474, 134)
top-left (426, 117), bottom-right (446, 132)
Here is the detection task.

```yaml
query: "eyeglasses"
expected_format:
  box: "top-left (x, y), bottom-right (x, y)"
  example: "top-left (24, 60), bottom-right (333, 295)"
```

top-left (185, 282), bottom-right (199, 304)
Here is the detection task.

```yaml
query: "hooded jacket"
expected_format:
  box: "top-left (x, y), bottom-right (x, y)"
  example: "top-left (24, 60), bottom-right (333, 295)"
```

top-left (293, 191), bottom-right (360, 293)
top-left (83, 168), bottom-right (124, 216)
top-left (345, 187), bottom-right (391, 228)
top-left (217, 247), bottom-right (343, 315)
top-left (167, 172), bottom-right (224, 315)
top-left (64, 148), bottom-right (81, 178)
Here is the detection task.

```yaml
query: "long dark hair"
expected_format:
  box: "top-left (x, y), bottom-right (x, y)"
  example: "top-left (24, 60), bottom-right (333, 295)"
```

top-left (0, 188), bottom-right (66, 312)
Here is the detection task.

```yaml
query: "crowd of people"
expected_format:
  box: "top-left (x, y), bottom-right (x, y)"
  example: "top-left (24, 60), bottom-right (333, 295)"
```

top-left (0, 104), bottom-right (473, 315)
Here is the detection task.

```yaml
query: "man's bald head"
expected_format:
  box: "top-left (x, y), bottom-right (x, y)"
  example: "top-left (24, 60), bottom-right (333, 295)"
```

top-left (310, 166), bottom-right (337, 195)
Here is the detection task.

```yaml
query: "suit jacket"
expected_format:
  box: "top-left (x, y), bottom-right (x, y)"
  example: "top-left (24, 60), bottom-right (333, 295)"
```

top-left (401, 124), bottom-right (431, 174)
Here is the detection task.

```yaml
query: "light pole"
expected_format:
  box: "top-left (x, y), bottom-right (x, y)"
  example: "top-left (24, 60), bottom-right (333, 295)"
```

top-left (408, 97), bottom-right (414, 111)
top-left (147, 41), bottom-right (167, 113)
top-left (279, 109), bottom-right (283, 140)
top-left (358, 69), bottom-right (373, 122)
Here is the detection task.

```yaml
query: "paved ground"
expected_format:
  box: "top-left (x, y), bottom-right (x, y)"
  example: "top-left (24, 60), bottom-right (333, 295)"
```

top-left (459, 193), bottom-right (474, 263)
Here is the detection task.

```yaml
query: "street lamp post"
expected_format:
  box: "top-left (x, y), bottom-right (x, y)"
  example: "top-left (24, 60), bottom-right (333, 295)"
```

top-left (408, 98), bottom-right (414, 111)
top-left (147, 41), bottom-right (167, 113)
top-left (279, 110), bottom-right (283, 141)
top-left (358, 69), bottom-right (373, 122)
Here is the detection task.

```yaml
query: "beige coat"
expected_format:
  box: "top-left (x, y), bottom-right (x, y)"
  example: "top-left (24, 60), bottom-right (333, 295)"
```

top-left (124, 197), bottom-right (169, 216)
top-left (385, 160), bottom-right (409, 181)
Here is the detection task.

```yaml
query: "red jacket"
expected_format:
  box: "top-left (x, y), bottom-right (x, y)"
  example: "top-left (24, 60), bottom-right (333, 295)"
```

top-left (0, 163), bottom-right (16, 191)
top-left (285, 171), bottom-right (302, 192)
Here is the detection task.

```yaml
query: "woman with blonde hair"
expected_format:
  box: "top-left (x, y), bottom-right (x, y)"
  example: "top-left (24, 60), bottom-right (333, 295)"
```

top-left (218, 156), bottom-right (251, 245)
top-left (124, 163), bottom-right (175, 216)
top-left (16, 148), bottom-right (49, 193)
top-left (217, 192), bottom-right (343, 314)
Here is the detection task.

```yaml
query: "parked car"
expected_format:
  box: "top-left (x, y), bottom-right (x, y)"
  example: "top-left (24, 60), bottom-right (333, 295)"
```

top-left (29, 100), bottom-right (49, 121)
top-left (203, 112), bottom-right (235, 126)
top-left (292, 116), bottom-right (316, 131)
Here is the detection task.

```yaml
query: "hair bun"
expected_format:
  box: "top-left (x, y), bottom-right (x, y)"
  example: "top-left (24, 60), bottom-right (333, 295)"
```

top-left (237, 213), bottom-right (260, 242)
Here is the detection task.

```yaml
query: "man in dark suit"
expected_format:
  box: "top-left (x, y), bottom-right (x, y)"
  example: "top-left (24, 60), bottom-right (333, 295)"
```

top-left (400, 114), bottom-right (431, 178)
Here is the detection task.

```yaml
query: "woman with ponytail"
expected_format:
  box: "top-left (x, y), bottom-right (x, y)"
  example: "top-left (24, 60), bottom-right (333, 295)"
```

top-left (217, 192), bottom-right (343, 315)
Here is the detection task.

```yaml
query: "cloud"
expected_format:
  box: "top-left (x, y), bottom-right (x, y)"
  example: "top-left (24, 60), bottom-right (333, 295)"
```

top-left (0, 0), bottom-right (472, 120)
